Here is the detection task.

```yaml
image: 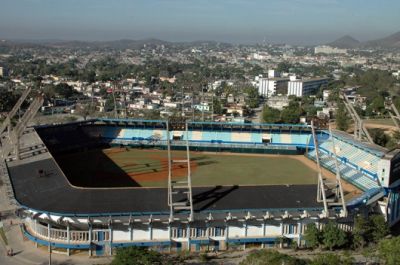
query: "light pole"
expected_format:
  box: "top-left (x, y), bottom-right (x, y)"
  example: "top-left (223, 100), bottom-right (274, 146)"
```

top-left (48, 222), bottom-right (52, 265)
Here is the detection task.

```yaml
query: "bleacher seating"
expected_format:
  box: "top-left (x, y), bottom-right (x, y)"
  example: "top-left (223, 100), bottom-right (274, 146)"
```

top-left (37, 125), bottom-right (100, 153)
top-left (83, 125), bottom-right (120, 139)
top-left (122, 128), bottom-right (156, 140)
top-left (307, 149), bottom-right (380, 191)
top-left (82, 126), bottom-right (313, 146)
top-left (251, 133), bottom-right (262, 143)
top-left (317, 136), bottom-right (381, 178)
top-left (291, 134), bottom-right (310, 145)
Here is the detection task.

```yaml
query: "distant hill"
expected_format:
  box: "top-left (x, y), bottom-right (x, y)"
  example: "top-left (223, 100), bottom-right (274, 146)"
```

top-left (325, 31), bottom-right (400, 49)
top-left (328, 35), bottom-right (360, 49)
top-left (364, 31), bottom-right (400, 48)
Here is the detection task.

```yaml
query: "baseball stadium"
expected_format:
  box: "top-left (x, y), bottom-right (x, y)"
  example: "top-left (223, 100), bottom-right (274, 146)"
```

top-left (1, 92), bottom-right (400, 257)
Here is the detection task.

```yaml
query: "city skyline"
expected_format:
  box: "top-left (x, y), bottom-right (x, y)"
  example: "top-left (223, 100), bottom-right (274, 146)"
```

top-left (0, 0), bottom-right (399, 44)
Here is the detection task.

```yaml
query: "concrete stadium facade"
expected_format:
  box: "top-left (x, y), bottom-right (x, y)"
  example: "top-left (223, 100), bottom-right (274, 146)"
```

top-left (3, 118), bottom-right (400, 256)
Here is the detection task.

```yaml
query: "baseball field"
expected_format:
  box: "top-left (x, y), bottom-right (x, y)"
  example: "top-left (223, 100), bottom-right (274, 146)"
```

top-left (56, 147), bottom-right (318, 188)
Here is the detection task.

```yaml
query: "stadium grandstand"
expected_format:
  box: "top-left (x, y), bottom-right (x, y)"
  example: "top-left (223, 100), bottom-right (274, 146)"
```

top-left (1, 95), bottom-right (400, 256)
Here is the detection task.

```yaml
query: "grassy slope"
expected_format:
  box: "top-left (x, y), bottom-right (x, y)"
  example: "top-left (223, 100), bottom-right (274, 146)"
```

top-left (0, 227), bottom-right (8, 245)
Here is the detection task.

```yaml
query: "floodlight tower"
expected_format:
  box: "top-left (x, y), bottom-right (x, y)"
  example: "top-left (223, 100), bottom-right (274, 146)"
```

top-left (166, 119), bottom-right (194, 221)
top-left (0, 87), bottom-right (32, 136)
top-left (327, 124), bottom-right (347, 216)
top-left (310, 119), bottom-right (348, 217)
top-left (389, 102), bottom-right (400, 130)
top-left (310, 120), bottom-right (329, 217)
top-left (340, 92), bottom-right (373, 143)
top-left (0, 88), bottom-right (44, 160)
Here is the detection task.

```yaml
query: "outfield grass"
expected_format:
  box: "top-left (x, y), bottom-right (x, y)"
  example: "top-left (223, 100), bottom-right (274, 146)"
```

top-left (189, 153), bottom-right (317, 186)
top-left (57, 148), bottom-right (317, 188)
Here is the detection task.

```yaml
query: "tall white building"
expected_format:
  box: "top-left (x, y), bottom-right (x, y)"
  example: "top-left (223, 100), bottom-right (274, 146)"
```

top-left (268, 69), bottom-right (279, 78)
top-left (287, 77), bottom-right (328, 97)
top-left (258, 77), bottom-right (289, 97)
top-left (314, 45), bottom-right (347, 54)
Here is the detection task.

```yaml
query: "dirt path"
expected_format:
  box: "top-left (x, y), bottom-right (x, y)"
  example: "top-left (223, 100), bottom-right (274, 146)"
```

top-left (364, 123), bottom-right (398, 135)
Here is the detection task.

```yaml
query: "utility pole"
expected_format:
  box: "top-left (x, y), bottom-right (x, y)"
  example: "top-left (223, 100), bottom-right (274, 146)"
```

top-left (181, 85), bottom-right (184, 117)
top-left (191, 88), bottom-right (195, 121)
top-left (211, 92), bottom-right (214, 122)
top-left (112, 82), bottom-right (118, 119)
top-left (201, 84), bottom-right (205, 122)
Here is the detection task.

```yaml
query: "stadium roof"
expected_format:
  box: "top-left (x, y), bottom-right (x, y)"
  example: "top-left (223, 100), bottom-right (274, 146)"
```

top-left (330, 129), bottom-right (387, 157)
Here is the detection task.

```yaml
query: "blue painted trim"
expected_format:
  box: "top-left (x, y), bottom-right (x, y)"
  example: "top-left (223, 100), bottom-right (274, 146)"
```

top-left (227, 237), bottom-right (278, 243)
top-left (188, 121), bottom-right (312, 128)
top-left (318, 147), bottom-right (378, 180)
top-left (22, 228), bottom-right (90, 249)
top-left (108, 137), bottom-right (311, 147)
top-left (111, 241), bottom-right (171, 248)
top-left (23, 225), bottom-right (171, 249)
top-left (19, 203), bottom-right (324, 218)
top-left (86, 118), bottom-right (314, 129)
top-left (190, 239), bottom-right (210, 244)
top-left (98, 118), bottom-right (166, 124)
top-left (34, 119), bottom-right (97, 129)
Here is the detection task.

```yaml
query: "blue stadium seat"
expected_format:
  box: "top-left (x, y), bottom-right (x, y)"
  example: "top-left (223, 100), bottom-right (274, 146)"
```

top-left (307, 149), bottom-right (380, 191)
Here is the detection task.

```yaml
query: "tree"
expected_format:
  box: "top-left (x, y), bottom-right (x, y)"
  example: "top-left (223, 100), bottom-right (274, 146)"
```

top-left (369, 214), bottom-right (389, 242)
top-left (213, 98), bottom-right (223, 115)
top-left (352, 215), bottom-right (389, 249)
top-left (393, 97), bottom-right (400, 112)
top-left (104, 96), bottom-right (115, 112)
top-left (243, 86), bottom-right (259, 108)
top-left (336, 103), bottom-right (349, 131)
top-left (369, 128), bottom-right (389, 147)
top-left (365, 96), bottom-right (385, 116)
top-left (111, 246), bottom-right (163, 265)
top-left (54, 83), bottom-right (75, 99)
top-left (80, 70), bottom-right (96, 83)
top-left (322, 222), bottom-right (348, 250)
top-left (281, 100), bottom-right (303, 124)
top-left (0, 89), bottom-right (19, 112)
top-left (141, 110), bottom-right (161, 120)
top-left (352, 216), bottom-right (370, 249)
top-left (303, 223), bottom-right (321, 249)
top-left (387, 130), bottom-right (400, 149)
top-left (276, 62), bottom-right (293, 73)
top-left (327, 89), bottom-right (340, 103)
top-left (378, 237), bottom-right (400, 265)
top-left (281, 107), bottom-right (301, 123)
top-left (262, 105), bottom-right (281, 123)
top-left (42, 84), bottom-right (57, 99)
top-left (75, 103), bottom-right (96, 121)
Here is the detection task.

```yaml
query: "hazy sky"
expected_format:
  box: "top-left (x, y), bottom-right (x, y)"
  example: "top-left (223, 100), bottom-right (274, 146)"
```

top-left (0, 0), bottom-right (399, 44)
